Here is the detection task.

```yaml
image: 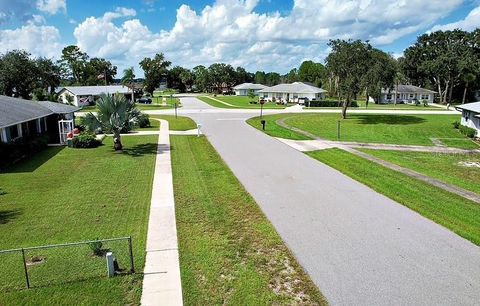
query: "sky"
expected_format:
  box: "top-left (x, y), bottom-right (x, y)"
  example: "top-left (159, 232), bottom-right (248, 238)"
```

top-left (0, 0), bottom-right (479, 77)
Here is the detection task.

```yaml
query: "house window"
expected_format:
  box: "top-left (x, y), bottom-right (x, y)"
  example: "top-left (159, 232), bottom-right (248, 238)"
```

top-left (409, 93), bottom-right (415, 98)
top-left (421, 94), bottom-right (429, 100)
top-left (386, 94), bottom-right (392, 100)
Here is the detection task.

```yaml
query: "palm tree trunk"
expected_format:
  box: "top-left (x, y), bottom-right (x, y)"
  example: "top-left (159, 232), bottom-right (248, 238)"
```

top-left (113, 131), bottom-right (123, 151)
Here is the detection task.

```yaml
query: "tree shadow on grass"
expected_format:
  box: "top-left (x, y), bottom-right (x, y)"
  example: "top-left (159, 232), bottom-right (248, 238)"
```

top-left (0, 209), bottom-right (22, 225)
top-left (122, 143), bottom-right (158, 157)
top-left (354, 115), bottom-right (426, 125)
top-left (2, 147), bottom-right (64, 174)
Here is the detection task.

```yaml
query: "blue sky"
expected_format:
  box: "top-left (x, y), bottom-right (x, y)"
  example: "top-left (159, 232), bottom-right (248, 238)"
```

top-left (1, 0), bottom-right (479, 76)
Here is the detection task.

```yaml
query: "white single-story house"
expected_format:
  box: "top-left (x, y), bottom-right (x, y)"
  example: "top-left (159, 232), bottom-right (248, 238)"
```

top-left (0, 95), bottom-right (79, 144)
top-left (233, 83), bottom-right (267, 96)
top-left (258, 82), bottom-right (327, 104)
top-left (378, 85), bottom-right (436, 104)
top-left (58, 85), bottom-right (131, 107)
top-left (455, 102), bottom-right (480, 137)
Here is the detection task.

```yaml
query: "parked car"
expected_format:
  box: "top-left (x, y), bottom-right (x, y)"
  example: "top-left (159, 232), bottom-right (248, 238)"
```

top-left (138, 97), bottom-right (152, 104)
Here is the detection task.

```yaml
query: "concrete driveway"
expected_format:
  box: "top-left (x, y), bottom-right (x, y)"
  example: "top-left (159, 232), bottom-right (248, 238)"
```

top-left (175, 97), bottom-right (480, 305)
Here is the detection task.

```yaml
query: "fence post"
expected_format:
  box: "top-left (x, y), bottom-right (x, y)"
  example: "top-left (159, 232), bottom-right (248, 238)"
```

top-left (128, 237), bottom-right (135, 273)
top-left (21, 248), bottom-right (30, 289)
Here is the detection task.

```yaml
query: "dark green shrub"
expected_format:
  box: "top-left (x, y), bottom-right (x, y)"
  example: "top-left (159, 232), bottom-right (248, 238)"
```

top-left (308, 100), bottom-right (359, 107)
top-left (72, 132), bottom-right (102, 148)
top-left (88, 239), bottom-right (104, 256)
top-left (452, 121), bottom-right (460, 129)
top-left (137, 113), bottom-right (151, 128)
top-left (0, 134), bottom-right (49, 170)
top-left (459, 125), bottom-right (477, 138)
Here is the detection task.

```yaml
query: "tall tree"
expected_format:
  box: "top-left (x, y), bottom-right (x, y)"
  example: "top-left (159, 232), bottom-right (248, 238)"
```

top-left (265, 72), bottom-right (281, 86)
top-left (85, 58), bottom-right (117, 85)
top-left (180, 69), bottom-right (194, 91)
top-left (362, 49), bottom-right (397, 105)
top-left (0, 50), bottom-right (38, 98)
top-left (326, 39), bottom-right (371, 118)
top-left (139, 53), bottom-right (171, 94)
top-left (298, 60), bottom-right (326, 87)
top-left (254, 71), bottom-right (266, 85)
top-left (121, 67), bottom-right (136, 102)
top-left (35, 57), bottom-right (61, 95)
top-left (193, 65), bottom-right (209, 92)
top-left (208, 63), bottom-right (236, 93)
top-left (59, 45), bottom-right (88, 84)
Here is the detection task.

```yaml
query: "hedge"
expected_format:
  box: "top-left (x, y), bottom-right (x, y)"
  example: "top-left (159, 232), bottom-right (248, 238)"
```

top-left (306, 100), bottom-right (359, 108)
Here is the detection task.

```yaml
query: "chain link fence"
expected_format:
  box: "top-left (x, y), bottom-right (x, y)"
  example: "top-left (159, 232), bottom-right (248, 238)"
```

top-left (0, 237), bottom-right (134, 291)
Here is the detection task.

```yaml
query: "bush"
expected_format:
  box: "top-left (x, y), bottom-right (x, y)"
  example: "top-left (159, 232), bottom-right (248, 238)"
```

top-left (137, 113), bottom-right (151, 128)
top-left (452, 121), bottom-right (460, 129)
top-left (88, 239), bottom-right (104, 256)
top-left (307, 100), bottom-right (359, 108)
top-left (0, 134), bottom-right (49, 170)
top-left (459, 125), bottom-right (477, 138)
top-left (72, 132), bottom-right (102, 148)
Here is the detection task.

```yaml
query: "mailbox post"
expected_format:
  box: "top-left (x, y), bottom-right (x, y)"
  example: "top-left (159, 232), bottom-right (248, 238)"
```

top-left (259, 99), bottom-right (265, 119)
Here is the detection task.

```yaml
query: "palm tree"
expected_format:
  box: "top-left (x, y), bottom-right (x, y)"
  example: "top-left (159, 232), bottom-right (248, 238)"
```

top-left (121, 67), bottom-right (136, 102)
top-left (82, 94), bottom-right (142, 150)
top-left (462, 73), bottom-right (476, 104)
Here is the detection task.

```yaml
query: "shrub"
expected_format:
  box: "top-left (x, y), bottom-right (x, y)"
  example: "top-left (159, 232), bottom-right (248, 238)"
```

top-left (88, 239), bottom-right (104, 256)
top-left (137, 113), bottom-right (151, 128)
top-left (72, 132), bottom-right (102, 148)
top-left (307, 100), bottom-right (359, 108)
top-left (0, 134), bottom-right (49, 170)
top-left (459, 125), bottom-right (477, 138)
top-left (452, 121), bottom-right (460, 129)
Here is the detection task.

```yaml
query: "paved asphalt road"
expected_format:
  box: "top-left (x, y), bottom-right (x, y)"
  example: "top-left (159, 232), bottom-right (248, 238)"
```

top-left (180, 97), bottom-right (480, 306)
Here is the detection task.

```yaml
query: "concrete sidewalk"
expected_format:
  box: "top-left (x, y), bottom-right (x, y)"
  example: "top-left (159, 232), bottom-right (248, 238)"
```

top-left (141, 119), bottom-right (183, 306)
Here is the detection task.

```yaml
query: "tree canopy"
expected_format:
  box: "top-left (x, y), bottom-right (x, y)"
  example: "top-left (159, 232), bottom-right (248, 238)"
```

top-left (139, 53), bottom-right (171, 94)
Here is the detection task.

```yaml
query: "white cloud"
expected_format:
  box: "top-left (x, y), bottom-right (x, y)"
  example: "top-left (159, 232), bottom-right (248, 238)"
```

top-left (36, 0), bottom-right (66, 15)
top-left (0, 24), bottom-right (62, 58)
top-left (72, 0), bottom-right (463, 74)
top-left (430, 5), bottom-right (480, 32)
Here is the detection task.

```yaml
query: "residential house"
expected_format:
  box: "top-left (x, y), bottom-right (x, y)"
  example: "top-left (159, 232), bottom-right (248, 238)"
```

top-left (258, 82), bottom-right (327, 104)
top-left (58, 85), bottom-right (131, 107)
top-left (379, 85), bottom-right (436, 104)
top-left (233, 83), bottom-right (267, 96)
top-left (0, 95), bottom-right (79, 144)
top-left (455, 102), bottom-right (480, 136)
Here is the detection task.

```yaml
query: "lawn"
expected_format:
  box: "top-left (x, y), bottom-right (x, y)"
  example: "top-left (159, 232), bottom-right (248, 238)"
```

top-left (198, 95), bottom-right (285, 109)
top-left (135, 115), bottom-right (197, 132)
top-left (248, 113), bottom-right (478, 149)
top-left (358, 149), bottom-right (480, 194)
top-left (170, 136), bottom-right (326, 305)
top-left (307, 148), bottom-right (480, 245)
top-left (0, 136), bottom-right (157, 305)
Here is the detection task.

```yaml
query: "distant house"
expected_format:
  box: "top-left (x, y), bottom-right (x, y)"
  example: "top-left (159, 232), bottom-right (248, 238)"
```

top-left (258, 82), bottom-right (327, 104)
top-left (233, 83), bottom-right (267, 96)
top-left (57, 85), bottom-right (131, 107)
top-left (0, 95), bottom-right (79, 144)
top-left (455, 102), bottom-right (480, 136)
top-left (379, 85), bottom-right (436, 104)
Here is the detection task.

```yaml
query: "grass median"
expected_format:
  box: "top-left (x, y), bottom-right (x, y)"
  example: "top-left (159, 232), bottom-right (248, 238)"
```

top-left (171, 136), bottom-right (326, 305)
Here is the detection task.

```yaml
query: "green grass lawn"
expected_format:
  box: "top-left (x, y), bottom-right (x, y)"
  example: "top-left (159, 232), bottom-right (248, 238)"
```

top-left (248, 113), bottom-right (478, 149)
top-left (307, 148), bottom-right (480, 245)
top-left (171, 136), bottom-right (326, 305)
top-left (198, 96), bottom-right (285, 109)
top-left (358, 150), bottom-right (480, 194)
top-left (247, 114), bottom-right (310, 140)
top-left (0, 136), bottom-right (157, 305)
top-left (149, 115), bottom-right (197, 131)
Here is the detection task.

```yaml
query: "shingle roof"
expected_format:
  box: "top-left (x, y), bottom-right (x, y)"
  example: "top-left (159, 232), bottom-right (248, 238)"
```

top-left (37, 101), bottom-right (80, 114)
top-left (258, 82), bottom-right (327, 94)
top-left (59, 85), bottom-right (130, 96)
top-left (382, 85), bottom-right (436, 94)
top-left (0, 95), bottom-right (78, 129)
top-left (233, 83), bottom-right (267, 90)
top-left (455, 102), bottom-right (480, 114)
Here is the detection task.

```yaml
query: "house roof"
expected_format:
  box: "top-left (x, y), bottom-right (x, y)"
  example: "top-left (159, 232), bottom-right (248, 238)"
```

top-left (233, 83), bottom-right (267, 90)
top-left (0, 95), bottom-right (78, 129)
top-left (382, 85), bottom-right (436, 94)
top-left (455, 101), bottom-right (480, 114)
top-left (59, 85), bottom-right (130, 96)
top-left (37, 101), bottom-right (80, 114)
top-left (258, 82), bottom-right (327, 94)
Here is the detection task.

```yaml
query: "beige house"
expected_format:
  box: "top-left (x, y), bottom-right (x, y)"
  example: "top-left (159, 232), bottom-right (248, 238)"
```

top-left (258, 82), bottom-right (327, 104)
top-left (379, 85), bottom-right (436, 104)
top-left (57, 85), bottom-right (130, 107)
